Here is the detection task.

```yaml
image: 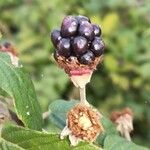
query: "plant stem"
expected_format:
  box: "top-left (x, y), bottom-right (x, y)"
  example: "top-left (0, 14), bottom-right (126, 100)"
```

top-left (79, 86), bottom-right (87, 105)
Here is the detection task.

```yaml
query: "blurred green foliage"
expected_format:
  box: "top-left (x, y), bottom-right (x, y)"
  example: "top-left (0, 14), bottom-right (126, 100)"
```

top-left (0, 0), bottom-right (150, 147)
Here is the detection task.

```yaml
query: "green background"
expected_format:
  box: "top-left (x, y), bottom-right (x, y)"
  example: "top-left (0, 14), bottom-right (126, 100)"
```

top-left (0, 0), bottom-right (150, 147)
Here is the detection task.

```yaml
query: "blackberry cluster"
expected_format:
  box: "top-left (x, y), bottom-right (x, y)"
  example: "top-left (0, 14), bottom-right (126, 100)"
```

top-left (51, 15), bottom-right (105, 65)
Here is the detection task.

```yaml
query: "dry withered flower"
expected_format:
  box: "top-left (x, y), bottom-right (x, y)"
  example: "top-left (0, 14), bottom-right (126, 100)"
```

top-left (110, 107), bottom-right (133, 141)
top-left (60, 104), bottom-right (104, 146)
top-left (0, 42), bottom-right (19, 67)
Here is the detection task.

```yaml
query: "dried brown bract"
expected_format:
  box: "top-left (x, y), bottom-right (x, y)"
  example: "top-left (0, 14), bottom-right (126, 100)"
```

top-left (61, 104), bottom-right (104, 146)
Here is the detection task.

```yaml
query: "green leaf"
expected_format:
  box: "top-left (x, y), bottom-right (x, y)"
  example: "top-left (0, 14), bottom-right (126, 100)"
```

top-left (0, 138), bottom-right (25, 150)
top-left (0, 52), bottom-right (43, 131)
top-left (96, 116), bottom-right (118, 146)
top-left (1, 125), bottom-right (102, 150)
top-left (104, 134), bottom-right (149, 150)
top-left (101, 117), bottom-right (117, 135)
top-left (49, 99), bottom-right (78, 129)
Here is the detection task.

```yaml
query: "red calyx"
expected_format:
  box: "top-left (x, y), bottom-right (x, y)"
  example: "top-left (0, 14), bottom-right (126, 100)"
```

top-left (69, 68), bottom-right (92, 76)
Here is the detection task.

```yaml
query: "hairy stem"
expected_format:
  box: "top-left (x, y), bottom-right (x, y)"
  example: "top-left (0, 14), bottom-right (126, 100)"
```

top-left (79, 86), bottom-right (87, 105)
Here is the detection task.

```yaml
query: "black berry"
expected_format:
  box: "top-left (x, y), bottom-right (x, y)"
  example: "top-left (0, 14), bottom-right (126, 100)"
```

top-left (78, 50), bottom-right (95, 65)
top-left (78, 21), bottom-right (94, 40)
top-left (50, 15), bottom-right (105, 65)
top-left (57, 38), bottom-right (71, 57)
top-left (91, 37), bottom-right (105, 56)
top-left (51, 30), bottom-right (62, 47)
top-left (72, 36), bottom-right (88, 56)
top-left (61, 16), bottom-right (78, 37)
top-left (76, 15), bottom-right (90, 24)
top-left (93, 24), bottom-right (101, 36)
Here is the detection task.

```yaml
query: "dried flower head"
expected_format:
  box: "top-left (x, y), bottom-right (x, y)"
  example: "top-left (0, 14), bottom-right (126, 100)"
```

top-left (0, 42), bottom-right (19, 67)
top-left (60, 104), bottom-right (104, 146)
top-left (110, 107), bottom-right (133, 141)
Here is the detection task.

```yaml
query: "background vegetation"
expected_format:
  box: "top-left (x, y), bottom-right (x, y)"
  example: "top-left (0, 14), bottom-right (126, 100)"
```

top-left (0, 0), bottom-right (149, 147)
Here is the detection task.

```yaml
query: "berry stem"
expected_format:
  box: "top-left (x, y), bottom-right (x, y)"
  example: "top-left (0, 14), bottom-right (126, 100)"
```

top-left (79, 86), bottom-right (88, 105)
